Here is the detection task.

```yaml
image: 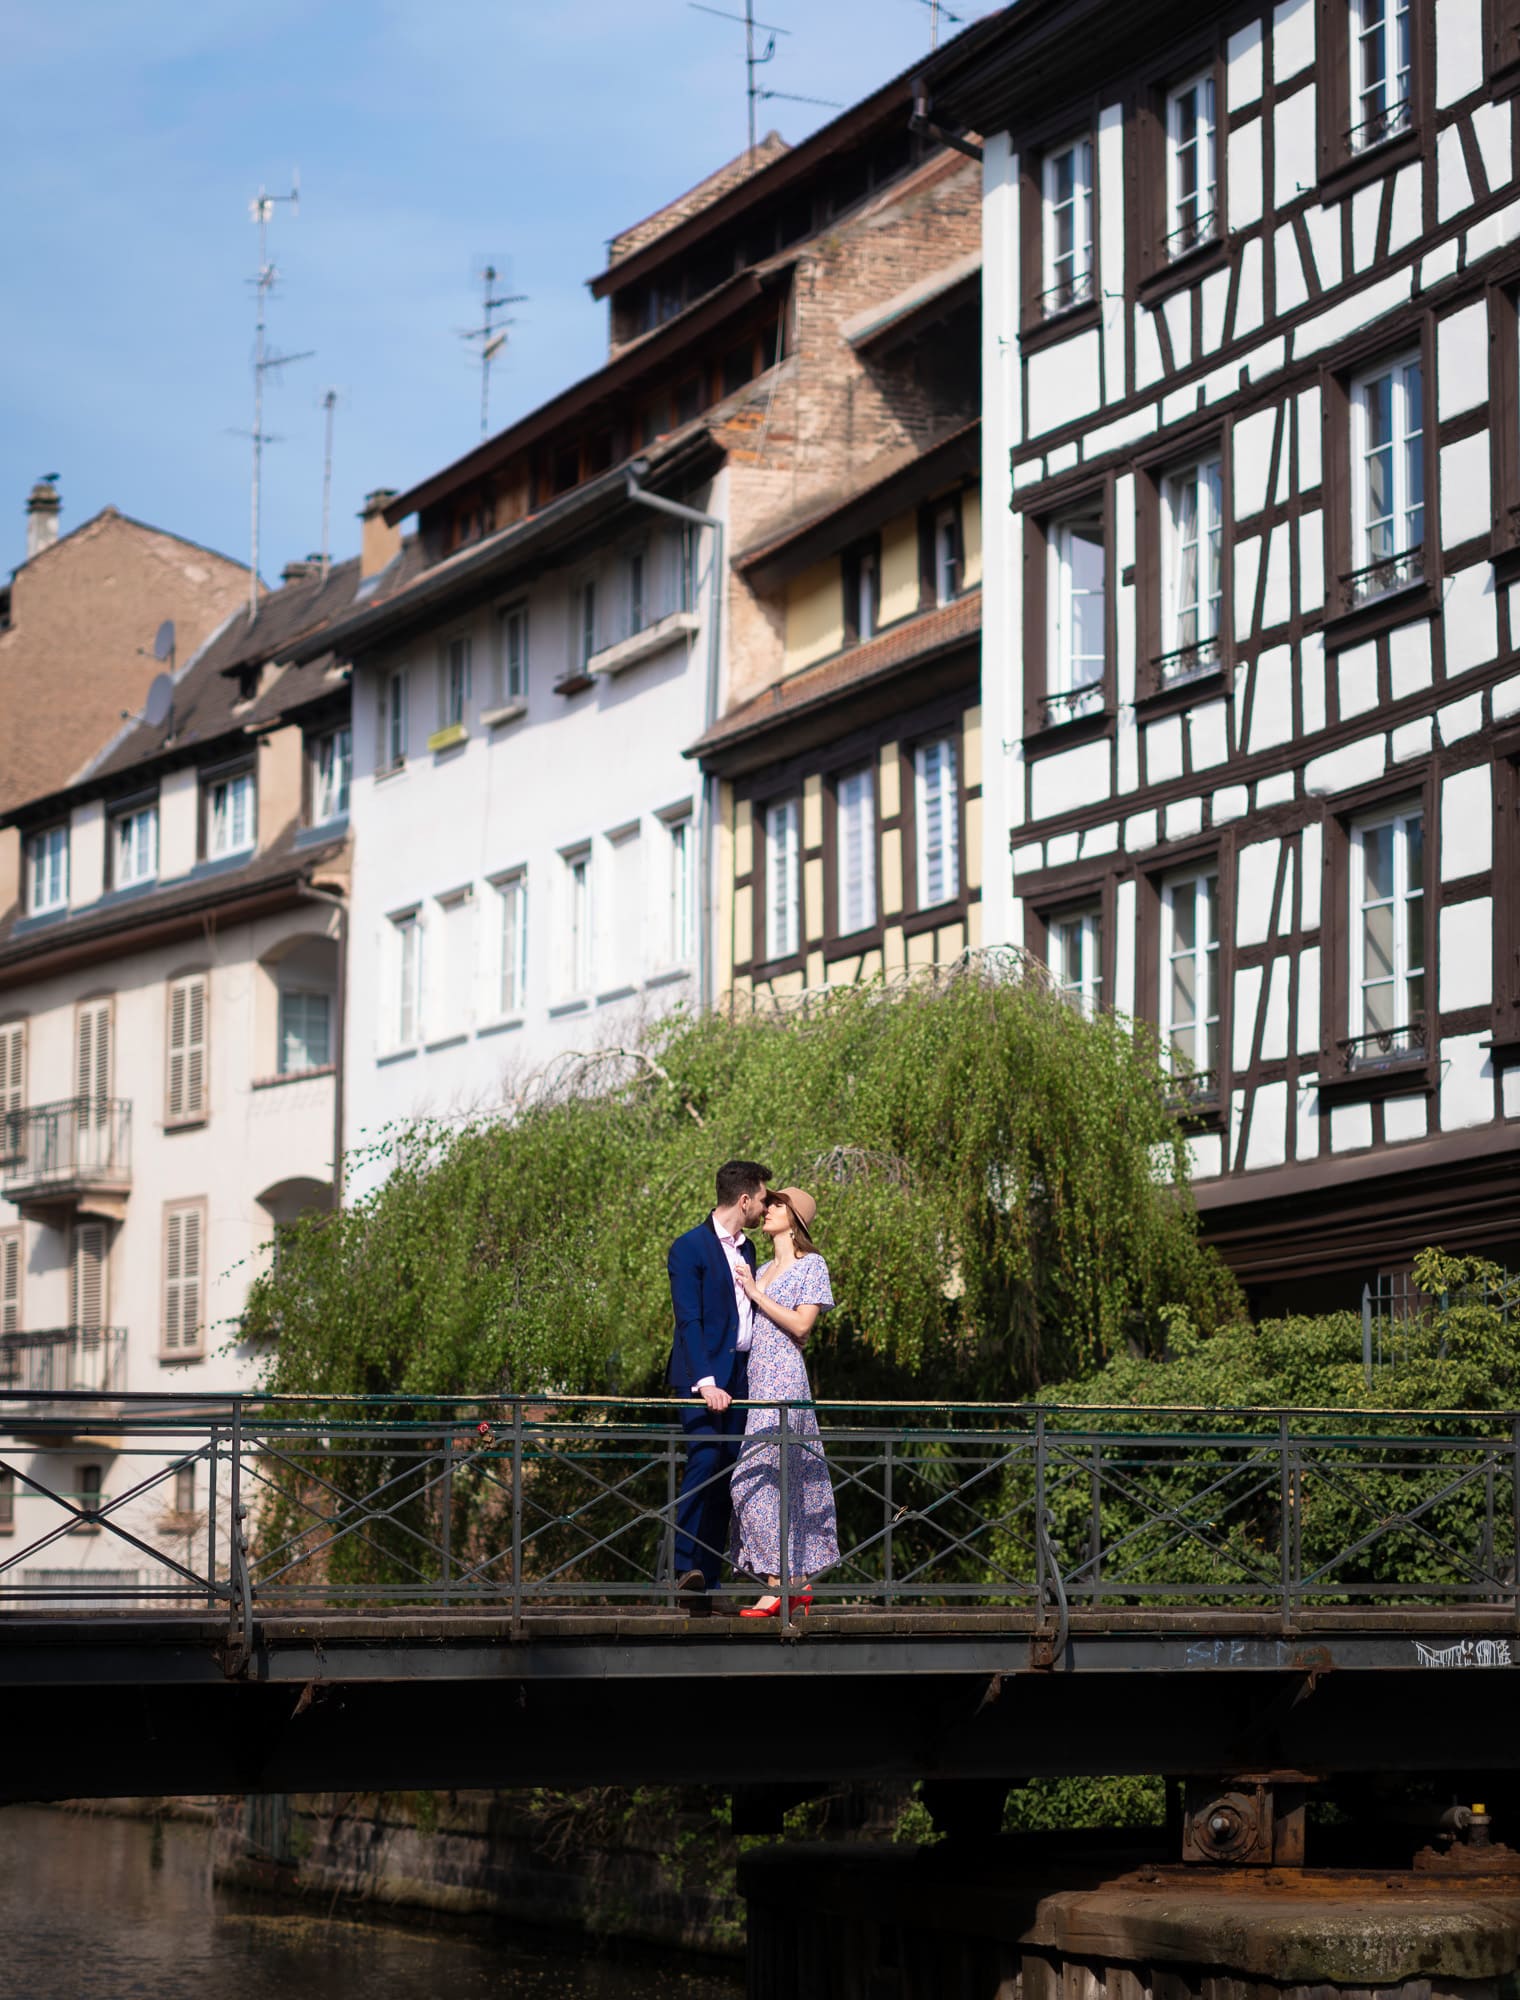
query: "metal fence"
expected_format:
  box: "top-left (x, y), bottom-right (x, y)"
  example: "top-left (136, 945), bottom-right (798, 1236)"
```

top-left (2, 1395), bottom-right (1518, 1642)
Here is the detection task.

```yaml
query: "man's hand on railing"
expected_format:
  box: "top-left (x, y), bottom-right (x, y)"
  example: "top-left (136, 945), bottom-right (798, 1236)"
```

top-left (697, 1384), bottom-right (732, 1413)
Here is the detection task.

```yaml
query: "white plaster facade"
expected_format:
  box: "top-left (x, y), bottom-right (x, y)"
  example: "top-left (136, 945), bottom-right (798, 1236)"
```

top-left (342, 473), bottom-right (725, 1193)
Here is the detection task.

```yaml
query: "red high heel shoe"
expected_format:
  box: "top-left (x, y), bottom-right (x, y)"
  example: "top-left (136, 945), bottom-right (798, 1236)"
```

top-left (738, 1591), bottom-right (813, 1619)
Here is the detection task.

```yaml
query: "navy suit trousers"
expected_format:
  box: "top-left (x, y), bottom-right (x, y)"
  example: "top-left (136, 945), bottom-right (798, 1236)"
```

top-left (672, 1356), bottom-right (748, 1588)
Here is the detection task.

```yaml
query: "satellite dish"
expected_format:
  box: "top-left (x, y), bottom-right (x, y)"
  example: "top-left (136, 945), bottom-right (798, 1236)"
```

top-left (143, 674), bottom-right (174, 729)
top-left (153, 619), bottom-right (176, 663)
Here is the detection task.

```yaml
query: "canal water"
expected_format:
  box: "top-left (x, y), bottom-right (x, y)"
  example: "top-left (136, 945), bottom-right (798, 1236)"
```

top-left (0, 1805), bottom-right (742, 2000)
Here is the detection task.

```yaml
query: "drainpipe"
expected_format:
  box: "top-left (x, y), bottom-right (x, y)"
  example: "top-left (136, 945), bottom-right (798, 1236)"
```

top-left (298, 883), bottom-right (348, 1207)
top-left (624, 462), bottom-right (725, 1013)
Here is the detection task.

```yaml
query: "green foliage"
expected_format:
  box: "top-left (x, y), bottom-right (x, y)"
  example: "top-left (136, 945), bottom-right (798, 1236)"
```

top-left (1002, 1776), bottom-right (1166, 1832)
top-left (244, 963), bottom-right (1241, 1402)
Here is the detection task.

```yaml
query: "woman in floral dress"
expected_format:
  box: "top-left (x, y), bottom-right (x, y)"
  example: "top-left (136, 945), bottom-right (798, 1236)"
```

top-left (730, 1185), bottom-right (840, 1616)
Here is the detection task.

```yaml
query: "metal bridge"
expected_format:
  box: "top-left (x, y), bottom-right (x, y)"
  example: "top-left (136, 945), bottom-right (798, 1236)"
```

top-left (2, 1393), bottom-right (1519, 1802)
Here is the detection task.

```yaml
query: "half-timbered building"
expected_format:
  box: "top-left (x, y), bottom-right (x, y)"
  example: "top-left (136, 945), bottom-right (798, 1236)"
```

top-left (926, 0), bottom-right (1520, 1306)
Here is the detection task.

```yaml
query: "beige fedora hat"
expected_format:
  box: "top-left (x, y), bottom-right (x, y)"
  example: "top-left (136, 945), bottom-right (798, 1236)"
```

top-left (768, 1184), bottom-right (817, 1231)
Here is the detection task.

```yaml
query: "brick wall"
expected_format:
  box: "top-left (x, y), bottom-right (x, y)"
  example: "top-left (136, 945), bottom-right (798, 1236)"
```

top-left (0, 509), bottom-right (249, 817)
top-left (719, 153), bottom-right (983, 708)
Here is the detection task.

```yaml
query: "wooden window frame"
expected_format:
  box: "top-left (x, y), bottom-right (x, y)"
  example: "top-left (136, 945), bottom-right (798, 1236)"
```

top-left (842, 536), bottom-right (883, 647)
top-left (1028, 880), bottom-right (1115, 1018)
top-left (1492, 284), bottom-right (1520, 574)
top-left (1317, 769), bottom-right (1440, 1102)
top-left (1487, 0), bottom-right (1520, 91)
top-left (823, 760), bottom-right (882, 953)
top-left (160, 1197), bottom-right (208, 1363)
top-left (1135, 835), bottom-right (1235, 1130)
top-left (1316, 0), bottom-right (1428, 196)
top-left (1321, 319), bottom-right (1439, 641)
top-left (901, 722), bottom-right (969, 933)
top-left (1131, 47), bottom-right (1230, 302)
top-left (1025, 480), bottom-right (1115, 741)
top-left (1485, 729), bottom-right (1520, 1060)
top-left (164, 970), bottom-right (209, 1129)
top-left (754, 795), bottom-right (805, 974)
top-left (1135, 425), bottom-right (1233, 703)
top-left (1020, 130), bottom-right (1100, 342)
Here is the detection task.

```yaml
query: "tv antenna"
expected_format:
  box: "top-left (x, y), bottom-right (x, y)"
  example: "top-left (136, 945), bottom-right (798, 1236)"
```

top-left (911, 0), bottom-right (965, 50)
top-left (234, 173), bottom-right (314, 621)
top-left (458, 263), bottom-right (527, 440)
top-left (318, 387), bottom-right (339, 577)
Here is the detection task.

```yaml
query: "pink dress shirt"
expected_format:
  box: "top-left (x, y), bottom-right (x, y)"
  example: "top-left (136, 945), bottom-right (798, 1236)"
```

top-left (692, 1213), bottom-right (753, 1391)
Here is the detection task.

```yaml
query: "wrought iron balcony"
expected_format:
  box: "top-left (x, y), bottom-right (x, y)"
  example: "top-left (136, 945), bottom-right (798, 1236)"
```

top-left (1164, 208), bottom-right (1218, 263)
top-left (1346, 545), bottom-right (1424, 608)
top-left (1039, 265), bottom-right (1095, 318)
top-left (0, 1099), bottom-right (131, 1219)
top-left (1039, 682), bottom-right (1105, 728)
top-left (1348, 96), bottom-right (1412, 156)
top-left (1163, 1067), bottom-right (1220, 1112)
top-left (1156, 637), bottom-right (1222, 690)
top-left (1339, 1019), bottom-right (1427, 1074)
top-left (0, 1326), bottom-right (127, 1395)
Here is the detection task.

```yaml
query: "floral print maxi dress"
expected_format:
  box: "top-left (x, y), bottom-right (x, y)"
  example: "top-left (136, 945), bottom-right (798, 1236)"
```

top-left (730, 1253), bottom-right (841, 1582)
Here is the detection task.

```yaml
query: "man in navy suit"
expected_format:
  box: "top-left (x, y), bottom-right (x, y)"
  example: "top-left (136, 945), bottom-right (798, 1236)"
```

top-left (667, 1158), bottom-right (772, 1613)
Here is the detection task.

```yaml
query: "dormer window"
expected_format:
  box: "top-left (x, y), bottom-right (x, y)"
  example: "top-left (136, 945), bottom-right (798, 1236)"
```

top-left (205, 767), bottom-right (255, 860)
top-left (24, 824), bottom-right (68, 915)
top-left (109, 799), bottom-right (158, 889)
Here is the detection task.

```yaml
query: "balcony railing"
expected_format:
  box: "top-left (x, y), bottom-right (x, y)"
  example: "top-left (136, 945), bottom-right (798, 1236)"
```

top-left (1163, 1067), bottom-right (1220, 1112)
top-left (1348, 96), bottom-right (1412, 156)
top-left (1039, 681), bottom-right (1105, 728)
top-left (1039, 265), bottom-right (1095, 318)
top-left (1164, 208), bottom-right (1218, 263)
top-left (0, 1098), bottom-right (131, 1202)
top-left (1156, 637), bottom-right (1222, 690)
top-left (1346, 544), bottom-right (1424, 608)
top-left (1339, 1019), bottom-right (1427, 1074)
top-left (0, 1327), bottom-right (127, 1394)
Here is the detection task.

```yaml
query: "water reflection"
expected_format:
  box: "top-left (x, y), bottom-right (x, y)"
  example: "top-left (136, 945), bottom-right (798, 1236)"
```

top-left (0, 1805), bottom-right (741, 2000)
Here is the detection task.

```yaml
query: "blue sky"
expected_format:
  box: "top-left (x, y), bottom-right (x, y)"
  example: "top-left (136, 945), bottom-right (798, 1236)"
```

top-left (1, 0), bottom-right (995, 586)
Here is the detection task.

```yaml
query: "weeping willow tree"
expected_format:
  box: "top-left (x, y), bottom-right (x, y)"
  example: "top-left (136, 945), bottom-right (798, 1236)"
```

top-left (244, 958), bottom-right (1240, 1402)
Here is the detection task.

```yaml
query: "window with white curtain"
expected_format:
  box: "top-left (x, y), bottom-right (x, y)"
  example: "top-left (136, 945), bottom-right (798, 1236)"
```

top-left (1350, 805), bottom-right (1425, 1044)
top-left (1048, 905), bottom-right (1104, 1016)
top-left (1162, 457), bottom-right (1224, 665)
top-left (1160, 869), bottom-right (1221, 1083)
top-left (914, 738), bottom-right (960, 910)
top-left (1048, 511), bottom-right (1106, 720)
top-left (495, 873), bottom-right (527, 1016)
top-left (110, 801), bottom-right (158, 888)
top-left (764, 799), bottom-right (801, 961)
top-left (312, 727), bottom-right (351, 823)
top-left (278, 990), bottom-right (331, 1073)
top-left (1350, 0), bottom-right (1412, 152)
top-left (206, 769), bottom-right (255, 858)
top-left (836, 767), bottom-right (876, 936)
top-left (1351, 352), bottom-right (1424, 595)
top-left (1165, 72), bottom-right (1217, 258)
top-left (1042, 137), bottom-right (1094, 312)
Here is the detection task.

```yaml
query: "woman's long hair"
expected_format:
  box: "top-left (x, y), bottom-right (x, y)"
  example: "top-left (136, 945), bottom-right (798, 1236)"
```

top-left (777, 1198), bottom-right (817, 1260)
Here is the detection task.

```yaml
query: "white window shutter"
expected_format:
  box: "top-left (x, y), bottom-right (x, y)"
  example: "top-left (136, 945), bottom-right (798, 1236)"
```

top-left (167, 974), bottom-right (209, 1122)
top-left (71, 1222), bottom-right (106, 1331)
top-left (0, 1020), bottom-right (25, 1117)
top-left (76, 999), bottom-right (112, 1104)
top-left (163, 1204), bottom-right (202, 1353)
top-left (0, 1230), bottom-right (20, 1336)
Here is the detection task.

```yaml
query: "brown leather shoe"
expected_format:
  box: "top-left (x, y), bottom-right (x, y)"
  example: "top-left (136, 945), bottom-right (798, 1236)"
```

top-left (675, 1569), bottom-right (712, 1617)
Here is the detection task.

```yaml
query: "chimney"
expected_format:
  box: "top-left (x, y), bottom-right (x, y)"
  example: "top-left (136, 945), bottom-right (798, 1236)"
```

top-left (25, 480), bottom-right (60, 560)
top-left (281, 557), bottom-right (321, 585)
top-left (360, 489), bottom-right (401, 579)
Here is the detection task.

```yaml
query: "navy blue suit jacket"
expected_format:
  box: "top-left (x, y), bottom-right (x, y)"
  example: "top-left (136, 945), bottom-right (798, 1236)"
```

top-left (667, 1215), bottom-right (756, 1392)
